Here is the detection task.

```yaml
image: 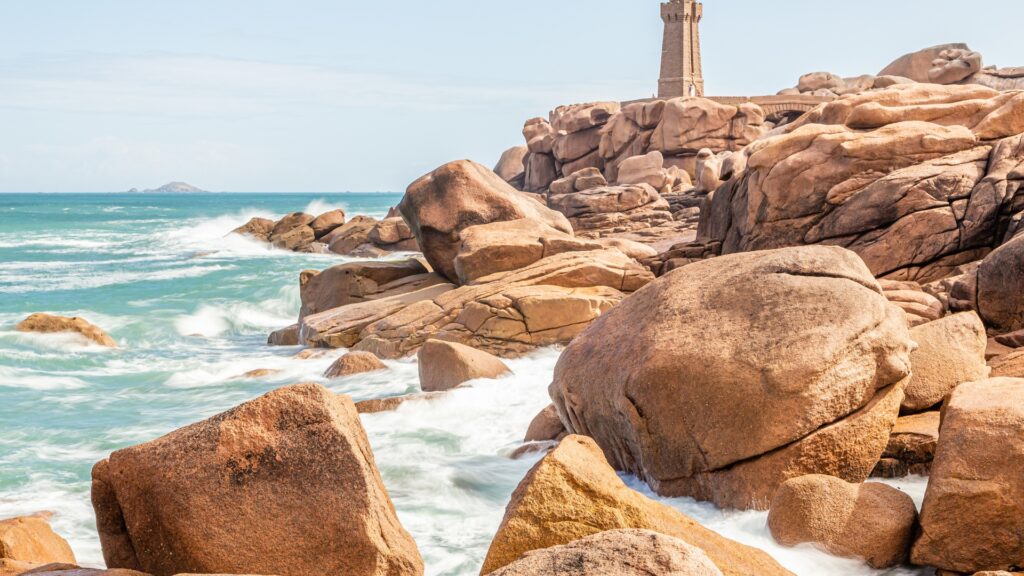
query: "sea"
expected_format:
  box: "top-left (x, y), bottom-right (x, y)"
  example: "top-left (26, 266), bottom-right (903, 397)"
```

top-left (0, 192), bottom-right (931, 575)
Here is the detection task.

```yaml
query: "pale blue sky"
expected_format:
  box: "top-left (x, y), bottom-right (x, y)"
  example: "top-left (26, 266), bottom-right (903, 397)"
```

top-left (1, 1), bottom-right (1021, 192)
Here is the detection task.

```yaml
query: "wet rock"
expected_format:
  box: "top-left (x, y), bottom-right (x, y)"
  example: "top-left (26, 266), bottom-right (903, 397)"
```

top-left (309, 209), bottom-right (346, 239)
top-left (485, 529), bottom-right (724, 576)
top-left (230, 218), bottom-right (275, 242)
top-left (353, 392), bottom-right (446, 415)
top-left (912, 378), bottom-right (1024, 573)
top-left (549, 246), bottom-right (913, 509)
top-left (399, 160), bottom-right (573, 282)
top-left (91, 383), bottom-right (423, 576)
top-left (0, 515), bottom-right (75, 565)
top-left (768, 475), bottom-right (917, 569)
top-left (417, 340), bottom-right (510, 392)
top-left (266, 325), bottom-right (299, 346)
top-left (270, 225), bottom-right (314, 251)
top-left (480, 435), bottom-right (793, 576)
top-left (16, 314), bottom-right (117, 348)
top-left (523, 404), bottom-right (565, 442)
top-left (324, 351), bottom-right (387, 378)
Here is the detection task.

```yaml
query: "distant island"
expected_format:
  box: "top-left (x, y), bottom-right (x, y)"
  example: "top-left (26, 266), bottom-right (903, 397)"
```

top-left (127, 182), bottom-right (208, 193)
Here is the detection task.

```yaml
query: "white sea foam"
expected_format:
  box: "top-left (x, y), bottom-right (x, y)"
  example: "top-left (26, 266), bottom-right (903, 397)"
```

top-left (0, 476), bottom-right (102, 568)
top-left (302, 198), bottom-right (347, 218)
top-left (0, 265), bottom-right (232, 293)
top-left (0, 366), bottom-right (88, 390)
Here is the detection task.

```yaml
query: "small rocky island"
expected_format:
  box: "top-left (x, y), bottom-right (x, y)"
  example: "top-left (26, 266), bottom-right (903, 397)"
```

top-left (127, 182), bottom-right (207, 193)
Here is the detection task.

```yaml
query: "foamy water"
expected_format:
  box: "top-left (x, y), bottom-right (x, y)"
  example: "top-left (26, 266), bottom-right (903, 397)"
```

top-left (0, 193), bottom-right (932, 575)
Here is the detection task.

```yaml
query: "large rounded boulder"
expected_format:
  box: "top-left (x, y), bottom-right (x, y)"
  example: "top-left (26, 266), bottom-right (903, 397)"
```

top-left (549, 245), bottom-right (915, 509)
top-left (399, 160), bottom-right (573, 283)
top-left (91, 383), bottom-right (423, 576)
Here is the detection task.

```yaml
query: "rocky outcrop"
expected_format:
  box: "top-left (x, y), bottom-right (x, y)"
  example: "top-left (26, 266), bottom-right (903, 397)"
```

top-left (230, 217), bottom-right (275, 242)
top-left (912, 378), bottom-right (1024, 573)
top-left (480, 435), bottom-right (793, 576)
top-left (880, 44), bottom-right (977, 83)
top-left (323, 351), bottom-right (387, 378)
top-left (547, 184), bottom-right (673, 237)
top-left (872, 411), bottom-right (940, 478)
top-left (399, 160), bottom-right (573, 282)
top-left (0, 516), bottom-right (75, 565)
top-left (298, 259), bottom-right (438, 321)
top-left (549, 246), bottom-right (913, 509)
top-left (417, 340), bottom-right (510, 392)
top-left (523, 98), bottom-right (767, 192)
top-left (904, 312), bottom-right (990, 412)
top-left (91, 383), bottom-right (422, 576)
top-left (229, 209), bottom-right (410, 255)
top-left (16, 314), bottom-right (116, 348)
top-left (485, 529), bottom-right (724, 576)
top-left (453, 219), bottom-right (602, 285)
top-left (302, 249), bottom-right (652, 358)
top-left (700, 85), bottom-right (1024, 283)
top-left (767, 475), bottom-right (918, 569)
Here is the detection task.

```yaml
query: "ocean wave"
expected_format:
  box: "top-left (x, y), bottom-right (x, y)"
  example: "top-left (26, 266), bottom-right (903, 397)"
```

top-left (0, 265), bottom-right (233, 293)
top-left (302, 198), bottom-right (347, 218)
top-left (174, 297), bottom-right (297, 339)
top-left (0, 366), bottom-right (88, 390)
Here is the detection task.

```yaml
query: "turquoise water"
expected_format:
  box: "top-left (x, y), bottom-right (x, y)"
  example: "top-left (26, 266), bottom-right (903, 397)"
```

top-left (0, 193), bottom-right (928, 575)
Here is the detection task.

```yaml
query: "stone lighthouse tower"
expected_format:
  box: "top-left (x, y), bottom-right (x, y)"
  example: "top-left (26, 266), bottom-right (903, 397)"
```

top-left (658, 0), bottom-right (704, 98)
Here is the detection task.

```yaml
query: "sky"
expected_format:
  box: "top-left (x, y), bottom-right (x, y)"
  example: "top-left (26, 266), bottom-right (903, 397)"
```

top-left (0, 0), bottom-right (1021, 193)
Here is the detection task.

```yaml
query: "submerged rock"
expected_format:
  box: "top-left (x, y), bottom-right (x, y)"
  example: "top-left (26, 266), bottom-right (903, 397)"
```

top-left (480, 435), bottom-right (792, 576)
top-left (416, 340), bottom-right (510, 392)
top-left (549, 246), bottom-right (913, 509)
top-left (323, 351), bottom-right (387, 378)
top-left (91, 383), bottom-right (423, 576)
top-left (768, 475), bottom-right (917, 569)
top-left (486, 529), bottom-right (724, 576)
top-left (16, 314), bottom-right (117, 348)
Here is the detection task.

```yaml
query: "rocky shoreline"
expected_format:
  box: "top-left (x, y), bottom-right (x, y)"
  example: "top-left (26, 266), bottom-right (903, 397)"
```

top-left (5, 42), bottom-right (1024, 576)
